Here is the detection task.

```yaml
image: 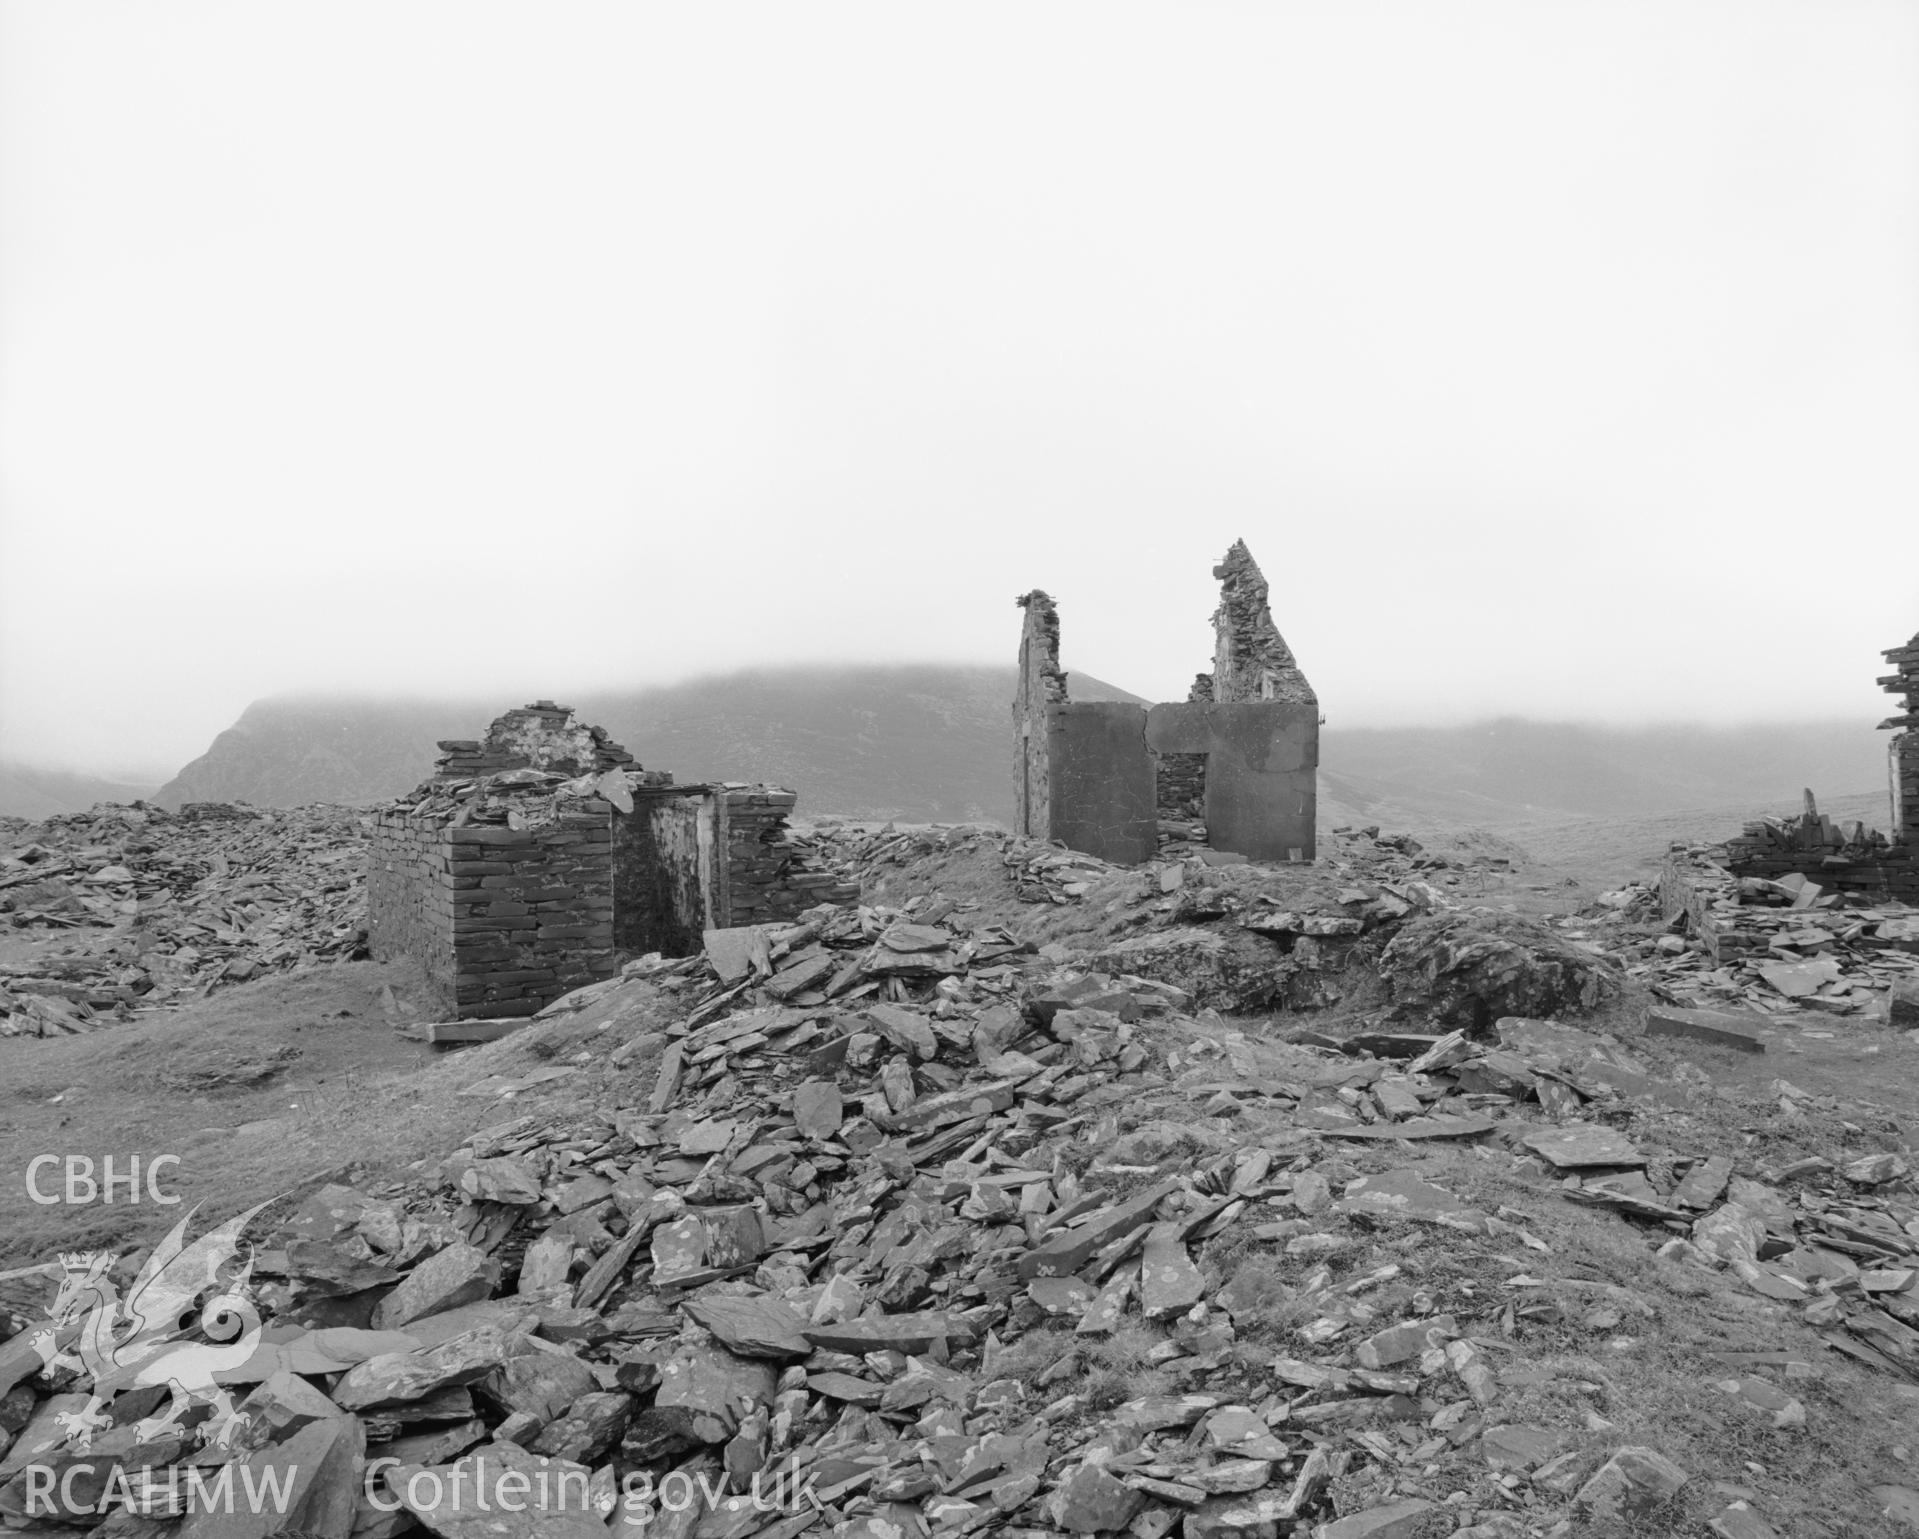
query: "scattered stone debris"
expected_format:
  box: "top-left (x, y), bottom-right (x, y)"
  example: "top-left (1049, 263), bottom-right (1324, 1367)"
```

top-left (0, 801), bottom-right (367, 1033)
top-left (9, 820), bottom-right (1916, 1539)
top-left (1649, 847), bottom-right (1919, 1018)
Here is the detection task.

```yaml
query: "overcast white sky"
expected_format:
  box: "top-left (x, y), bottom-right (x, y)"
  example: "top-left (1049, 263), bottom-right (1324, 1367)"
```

top-left (2, 2), bottom-right (1915, 777)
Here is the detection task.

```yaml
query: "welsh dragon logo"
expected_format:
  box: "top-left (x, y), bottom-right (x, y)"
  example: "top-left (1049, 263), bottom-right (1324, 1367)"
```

top-left (26, 1202), bottom-right (269, 1453)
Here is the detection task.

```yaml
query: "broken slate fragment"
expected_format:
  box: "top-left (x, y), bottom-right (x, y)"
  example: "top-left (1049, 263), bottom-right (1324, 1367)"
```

top-left (1340, 1169), bottom-right (1487, 1232)
top-left (1019, 1180), bottom-right (1177, 1280)
top-left (682, 1294), bottom-right (812, 1359)
top-left (1480, 1424), bottom-right (1566, 1470)
top-left (1203, 1407), bottom-right (1289, 1461)
top-left (1645, 1006), bottom-right (1768, 1054)
top-left (655, 1344), bottom-right (777, 1434)
top-left (803, 1311), bottom-right (977, 1355)
top-left (531, 1390), bottom-right (633, 1463)
top-left (333, 1327), bottom-right (513, 1411)
top-left (1029, 1277), bottom-right (1097, 1317)
top-left (392, 1443), bottom-right (606, 1539)
top-left (792, 1080), bottom-right (844, 1140)
top-left (1520, 1125), bottom-right (1645, 1170)
top-left (1313, 1499), bottom-right (1439, 1539)
top-left (372, 1243), bottom-right (501, 1330)
top-left (647, 1216), bottom-right (707, 1287)
top-left (1050, 1463), bottom-right (1145, 1533)
top-left (1671, 1154), bottom-right (1733, 1211)
top-left (1139, 1225), bottom-right (1205, 1321)
top-left (1575, 1446), bottom-right (1689, 1522)
top-left (460, 1157), bottom-right (543, 1205)
top-left (863, 1003), bottom-right (939, 1060)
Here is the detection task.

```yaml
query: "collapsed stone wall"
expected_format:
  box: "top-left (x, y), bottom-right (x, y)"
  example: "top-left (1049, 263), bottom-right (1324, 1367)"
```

top-left (721, 788), bottom-right (861, 925)
top-left (1720, 831), bottom-right (1919, 905)
top-left (432, 701), bottom-right (637, 783)
top-left (368, 810), bottom-right (455, 1011)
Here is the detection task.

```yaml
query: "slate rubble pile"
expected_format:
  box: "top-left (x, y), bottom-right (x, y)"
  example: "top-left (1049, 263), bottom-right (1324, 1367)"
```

top-left (1610, 849), bottom-right (1919, 1021)
top-left (0, 860), bottom-right (1885, 1539)
top-left (0, 802), bottom-right (368, 1034)
top-left (5, 813), bottom-right (1918, 1533)
top-left (1299, 1015), bottom-right (1919, 1385)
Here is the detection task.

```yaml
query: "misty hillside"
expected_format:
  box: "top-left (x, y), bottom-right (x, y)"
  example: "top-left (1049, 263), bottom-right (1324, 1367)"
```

top-left (147, 668), bottom-right (1899, 836)
top-left (153, 666), bottom-right (1145, 822)
top-left (0, 763), bottom-right (160, 820)
top-left (1318, 717), bottom-right (1891, 825)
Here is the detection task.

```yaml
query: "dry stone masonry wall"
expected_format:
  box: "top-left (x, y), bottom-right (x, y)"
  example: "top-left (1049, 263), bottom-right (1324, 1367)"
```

top-left (447, 805), bottom-right (617, 1019)
top-left (1209, 538), bottom-right (1318, 707)
top-left (367, 810), bottom-right (455, 1006)
top-left (1012, 590), bottom-right (1067, 841)
top-left (367, 704), bottom-right (857, 1018)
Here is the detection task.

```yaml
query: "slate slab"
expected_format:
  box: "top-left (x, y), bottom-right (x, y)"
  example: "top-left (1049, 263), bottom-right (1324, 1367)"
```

top-left (1139, 1225), bottom-right (1205, 1321)
top-left (1019, 1181), bottom-right (1177, 1280)
top-left (1645, 1006), bottom-right (1768, 1054)
top-left (333, 1327), bottom-right (515, 1411)
top-left (803, 1311), bottom-right (977, 1355)
top-left (792, 1081), bottom-right (844, 1140)
top-left (1339, 1169), bottom-right (1487, 1232)
top-left (392, 1443), bottom-right (606, 1539)
top-left (373, 1243), bottom-right (500, 1331)
top-left (1521, 1125), bottom-right (1645, 1169)
top-left (682, 1294), bottom-right (812, 1359)
top-left (1575, 1446), bottom-right (1689, 1522)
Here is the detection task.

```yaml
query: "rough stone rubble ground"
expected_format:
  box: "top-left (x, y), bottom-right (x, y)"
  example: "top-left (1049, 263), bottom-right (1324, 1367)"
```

top-left (0, 803), bottom-right (368, 1035)
top-left (3, 816), bottom-right (1919, 1535)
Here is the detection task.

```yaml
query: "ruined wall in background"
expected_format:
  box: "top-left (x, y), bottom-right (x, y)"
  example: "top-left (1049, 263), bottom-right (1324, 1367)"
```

top-left (1884, 633), bottom-right (1919, 845)
top-left (1013, 591), bottom-right (1068, 839)
top-left (1014, 543), bottom-right (1320, 865)
top-left (368, 811), bottom-right (455, 1014)
top-left (1210, 540), bottom-right (1318, 707)
top-left (433, 701), bottom-right (639, 783)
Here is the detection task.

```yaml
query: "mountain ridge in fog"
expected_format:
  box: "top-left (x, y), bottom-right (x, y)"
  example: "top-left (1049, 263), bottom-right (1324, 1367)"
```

top-left (16, 665), bottom-right (1887, 830)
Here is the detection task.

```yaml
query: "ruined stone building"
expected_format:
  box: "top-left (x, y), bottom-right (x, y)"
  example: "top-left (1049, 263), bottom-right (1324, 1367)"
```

top-left (1886, 631), bottom-right (1919, 849)
top-left (1014, 541), bottom-right (1319, 865)
top-left (1713, 628), bottom-right (1919, 903)
top-left (367, 703), bottom-right (856, 1019)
